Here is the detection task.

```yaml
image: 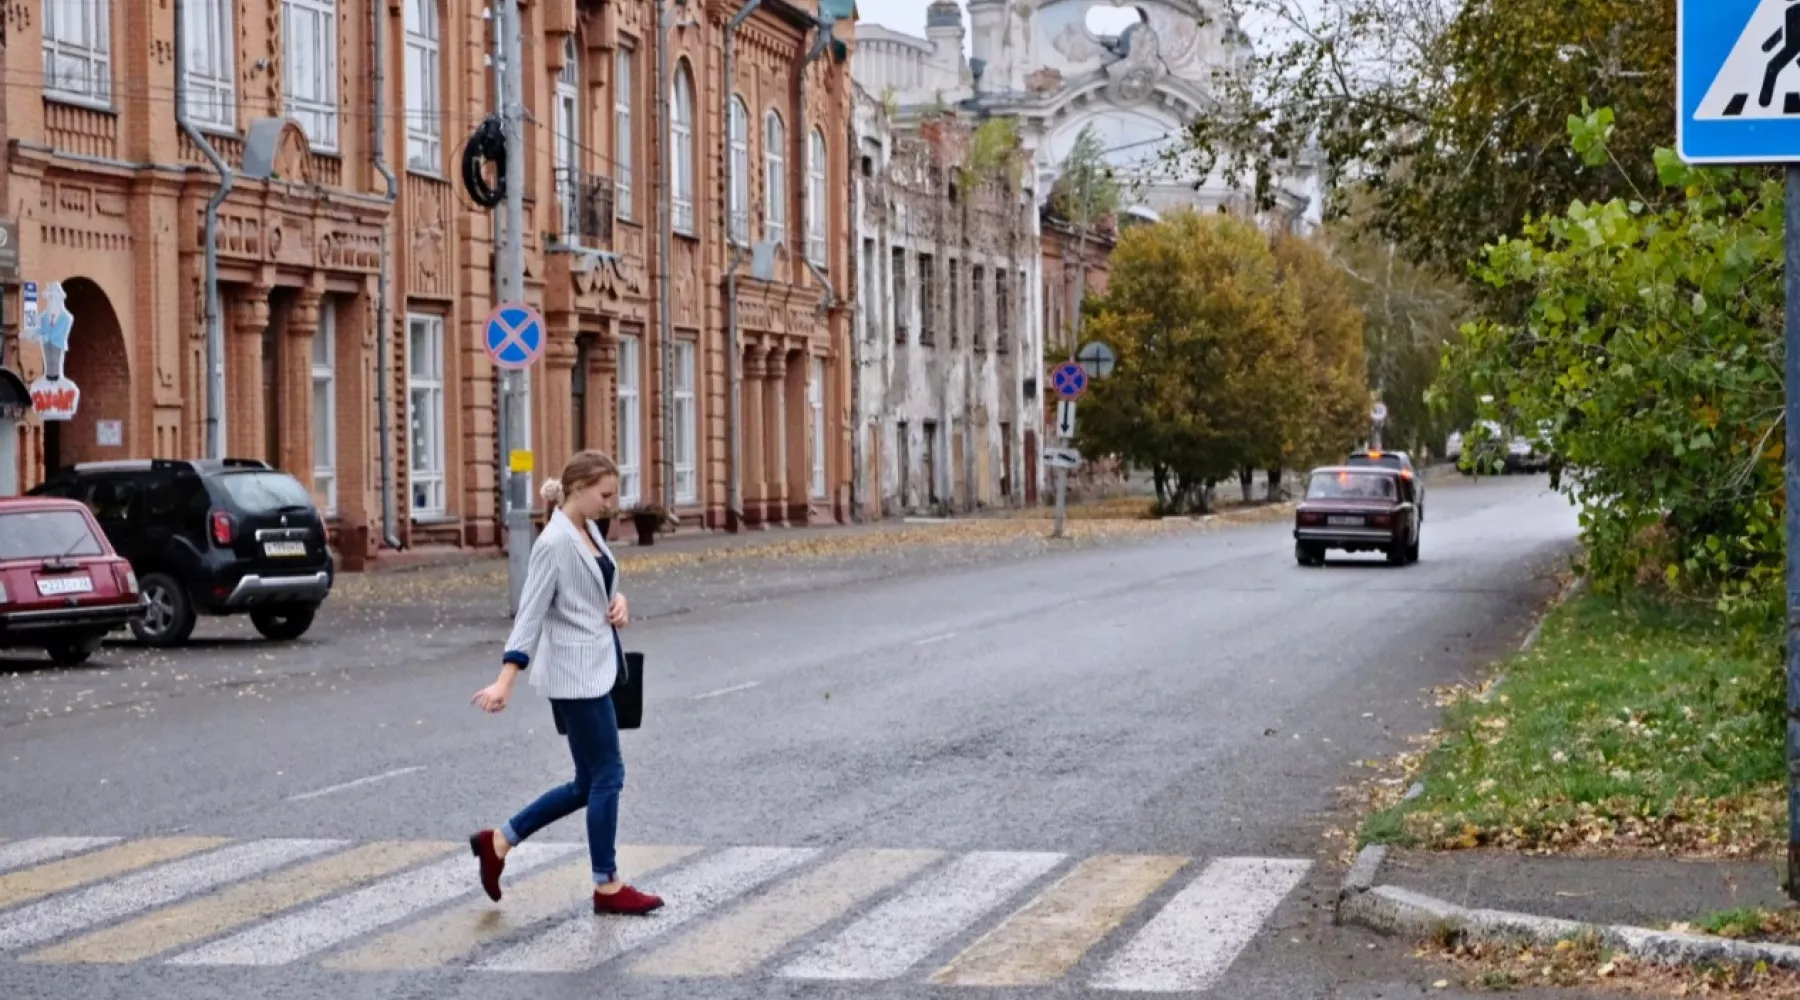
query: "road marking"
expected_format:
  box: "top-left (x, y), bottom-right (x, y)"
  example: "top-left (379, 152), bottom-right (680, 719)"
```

top-left (166, 841), bottom-right (579, 966)
top-left (693, 682), bottom-right (760, 701)
top-left (284, 766), bottom-right (426, 803)
top-left (0, 837), bottom-right (226, 910)
top-left (1090, 856), bottom-right (1312, 992)
top-left (781, 850), bottom-right (1065, 981)
top-left (0, 838), bottom-right (120, 875)
top-left (476, 846), bottom-right (818, 973)
top-left (25, 841), bottom-right (455, 964)
top-left (930, 854), bottom-right (1188, 987)
top-left (632, 848), bottom-right (941, 978)
top-left (0, 839), bottom-right (338, 953)
top-left (915, 632), bottom-right (958, 646)
top-left (325, 844), bottom-right (700, 971)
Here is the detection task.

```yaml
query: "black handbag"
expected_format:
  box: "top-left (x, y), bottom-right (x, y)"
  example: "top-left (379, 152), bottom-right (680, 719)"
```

top-left (548, 643), bottom-right (644, 733)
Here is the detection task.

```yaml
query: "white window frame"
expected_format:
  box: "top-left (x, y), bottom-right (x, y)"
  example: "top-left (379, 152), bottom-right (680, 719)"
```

top-left (673, 341), bottom-right (697, 503)
top-left (616, 335), bottom-right (642, 505)
top-left (312, 300), bottom-right (338, 515)
top-left (407, 313), bottom-right (447, 517)
top-left (180, 0), bottom-right (234, 129)
top-left (43, 0), bottom-right (112, 107)
top-left (403, 0), bottom-right (441, 172)
top-left (671, 64), bottom-right (695, 236)
top-left (554, 35), bottom-right (581, 232)
top-left (614, 41), bottom-right (634, 221)
top-left (764, 111), bottom-right (787, 248)
top-left (807, 127), bottom-right (827, 265)
top-left (282, 0), bottom-right (340, 153)
top-left (728, 96), bottom-right (750, 246)
top-left (810, 357), bottom-right (826, 499)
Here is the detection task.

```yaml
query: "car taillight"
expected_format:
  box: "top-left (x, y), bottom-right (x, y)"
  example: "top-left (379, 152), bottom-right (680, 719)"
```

top-left (114, 564), bottom-right (138, 595)
top-left (210, 510), bottom-right (235, 546)
top-left (1298, 512), bottom-right (1323, 525)
top-left (1371, 513), bottom-right (1394, 527)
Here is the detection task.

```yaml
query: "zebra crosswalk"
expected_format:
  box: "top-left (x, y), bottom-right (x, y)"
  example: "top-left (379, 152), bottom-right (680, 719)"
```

top-left (0, 834), bottom-right (1312, 992)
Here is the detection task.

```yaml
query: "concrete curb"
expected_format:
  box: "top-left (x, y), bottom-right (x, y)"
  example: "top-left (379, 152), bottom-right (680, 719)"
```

top-left (1337, 882), bottom-right (1800, 971)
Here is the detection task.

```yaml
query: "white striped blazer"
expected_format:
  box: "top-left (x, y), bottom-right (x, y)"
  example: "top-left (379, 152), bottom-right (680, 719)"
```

top-left (501, 507), bottom-right (622, 700)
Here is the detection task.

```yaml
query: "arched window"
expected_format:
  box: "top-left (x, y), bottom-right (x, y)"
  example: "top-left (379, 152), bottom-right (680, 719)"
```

top-left (728, 96), bottom-right (750, 245)
top-left (554, 36), bottom-right (581, 232)
top-left (764, 111), bottom-right (787, 247)
top-left (806, 126), bottom-right (827, 264)
top-left (671, 62), bottom-right (695, 235)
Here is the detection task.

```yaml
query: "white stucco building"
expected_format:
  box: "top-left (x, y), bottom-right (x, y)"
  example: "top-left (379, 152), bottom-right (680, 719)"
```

top-left (849, 1), bottom-right (1320, 515)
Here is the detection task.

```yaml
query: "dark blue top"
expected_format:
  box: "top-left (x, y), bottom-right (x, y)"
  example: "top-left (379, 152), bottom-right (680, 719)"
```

top-left (598, 555), bottom-right (626, 682)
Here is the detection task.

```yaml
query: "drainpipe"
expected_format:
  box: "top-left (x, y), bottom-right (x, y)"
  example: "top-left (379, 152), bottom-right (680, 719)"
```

top-left (655, 0), bottom-right (676, 518)
top-left (722, 0), bottom-right (762, 530)
top-left (173, 0), bottom-right (234, 461)
top-left (371, 0), bottom-right (402, 549)
top-left (794, 20), bottom-right (839, 311)
top-left (846, 118), bottom-right (862, 521)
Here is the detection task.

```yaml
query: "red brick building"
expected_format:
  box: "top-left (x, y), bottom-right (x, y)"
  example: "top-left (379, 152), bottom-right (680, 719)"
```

top-left (3, 0), bottom-right (855, 566)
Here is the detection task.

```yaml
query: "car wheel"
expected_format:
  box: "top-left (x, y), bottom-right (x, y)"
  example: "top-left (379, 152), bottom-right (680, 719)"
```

top-left (1408, 534), bottom-right (1421, 564)
top-left (45, 637), bottom-right (100, 667)
top-left (1386, 541), bottom-right (1408, 566)
top-left (132, 573), bottom-right (197, 647)
top-left (1295, 542), bottom-right (1323, 566)
top-left (251, 604), bottom-right (317, 642)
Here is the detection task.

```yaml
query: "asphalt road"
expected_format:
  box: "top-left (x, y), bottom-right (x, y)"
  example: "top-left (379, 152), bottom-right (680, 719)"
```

top-left (0, 474), bottom-right (1585, 1000)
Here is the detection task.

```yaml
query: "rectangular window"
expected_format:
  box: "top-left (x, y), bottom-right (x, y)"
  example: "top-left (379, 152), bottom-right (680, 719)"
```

top-left (403, 0), bottom-right (441, 172)
top-left (312, 300), bottom-right (338, 514)
top-left (181, 0), bottom-right (233, 129)
top-left (282, 0), bottom-right (340, 152)
top-left (614, 42), bottom-right (634, 221)
top-left (891, 248), bottom-right (907, 341)
top-left (673, 341), bottom-right (697, 503)
top-left (616, 333), bottom-right (642, 505)
top-left (998, 270), bottom-right (1015, 353)
top-left (949, 259), bottom-right (961, 348)
top-left (43, 0), bottom-right (112, 106)
top-left (806, 130), bottom-right (827, 265)
top-left (810, 357), bottom-right (826, 499)
top-left (407, 314), bottom-right (446, 516)
top-left (973, 265), bottom-right (986, 351)
top-left (919, 253), bottom-right (935, 345)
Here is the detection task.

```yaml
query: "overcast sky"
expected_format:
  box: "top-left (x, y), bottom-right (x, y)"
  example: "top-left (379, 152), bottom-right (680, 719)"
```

top-left (858, 0), bottom-right (941, 38)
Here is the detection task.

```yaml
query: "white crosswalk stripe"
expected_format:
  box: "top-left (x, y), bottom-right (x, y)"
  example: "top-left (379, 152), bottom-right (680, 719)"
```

top-left (0, 834), bottom-right (1311, 991)
top-left (0, 840), bottom-right (341, 953)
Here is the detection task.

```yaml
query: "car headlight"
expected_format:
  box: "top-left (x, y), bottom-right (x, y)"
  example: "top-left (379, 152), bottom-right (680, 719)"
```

top-left (0, 580), bottom-right (8, 603)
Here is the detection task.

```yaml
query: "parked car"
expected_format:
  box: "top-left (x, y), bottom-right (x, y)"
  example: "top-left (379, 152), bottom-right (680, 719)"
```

top-left (1345, 449), bottom-right (1424, 520)
top-left (30, 458), bottom-right (334, 646)
top-left (1293, 465), bottom-right (1421, 567)
top-left (0, 496), bottom-right (146, 665)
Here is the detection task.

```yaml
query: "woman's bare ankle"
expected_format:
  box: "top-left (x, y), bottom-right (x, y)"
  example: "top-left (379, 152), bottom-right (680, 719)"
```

top-left (492, 831), bottom-right (512, 859)
top-left (595, 880), bottom-right (622, 895)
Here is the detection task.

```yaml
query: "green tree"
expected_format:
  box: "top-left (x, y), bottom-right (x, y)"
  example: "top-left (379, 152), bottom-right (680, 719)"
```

top-left (1050, 124), bottom-right (1122, 227)
top-left (1182, 0), bottom-right (1674, 274)
top-left (1076, 210), bottom-right (1300, 513)
top-left (1271, 233), bottom-right (1369, 470)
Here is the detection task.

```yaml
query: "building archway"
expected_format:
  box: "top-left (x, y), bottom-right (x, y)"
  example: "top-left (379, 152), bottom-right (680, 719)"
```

top-left (39, 277), bottom-right (130, 473)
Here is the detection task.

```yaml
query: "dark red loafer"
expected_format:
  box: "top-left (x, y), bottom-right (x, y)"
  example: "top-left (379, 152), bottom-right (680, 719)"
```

top-left (469, 830), bottom-right (506, 902)
top-left (593, 884), bottom-right (663, 915)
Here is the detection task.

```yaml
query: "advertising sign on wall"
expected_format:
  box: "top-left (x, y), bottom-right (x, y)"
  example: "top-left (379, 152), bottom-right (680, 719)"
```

top-left (23, 281), bottom-right (78, 421)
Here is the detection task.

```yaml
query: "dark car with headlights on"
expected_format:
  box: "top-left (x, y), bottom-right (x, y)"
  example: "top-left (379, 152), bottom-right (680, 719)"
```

top-left (0, 496), bottom-right (145, 665)
top-left (1293, 466), bottom-right (1421, 567)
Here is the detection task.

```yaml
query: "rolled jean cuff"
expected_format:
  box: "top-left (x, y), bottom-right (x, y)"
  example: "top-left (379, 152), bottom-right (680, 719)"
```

top-left (498, 822), bottom-right (521, 848)
top-left (594, 869), bottom-right (616, 884)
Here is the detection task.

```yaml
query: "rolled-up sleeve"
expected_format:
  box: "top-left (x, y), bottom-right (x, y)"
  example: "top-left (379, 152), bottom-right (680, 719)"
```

top-left (501, 538), bottom-right (559, 668)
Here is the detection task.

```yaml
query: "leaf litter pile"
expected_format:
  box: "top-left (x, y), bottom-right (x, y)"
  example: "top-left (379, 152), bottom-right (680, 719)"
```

top-left (1357, 592), bottom-right (1784, 856)
top-left (1424, 930), bottom-right (1800, 996)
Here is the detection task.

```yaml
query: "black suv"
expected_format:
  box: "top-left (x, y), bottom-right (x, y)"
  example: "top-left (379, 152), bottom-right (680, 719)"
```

top-left (30, 458), bottom-right (334, 645)
top-left (1346, 449), bottom-right (1424, 520)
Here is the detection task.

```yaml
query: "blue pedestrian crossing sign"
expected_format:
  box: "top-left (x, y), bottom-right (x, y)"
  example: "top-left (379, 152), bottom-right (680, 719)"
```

top-left (1680, 0), bottom-right (1800, 163)
top-left (483, 303), bottom-right (545, 371)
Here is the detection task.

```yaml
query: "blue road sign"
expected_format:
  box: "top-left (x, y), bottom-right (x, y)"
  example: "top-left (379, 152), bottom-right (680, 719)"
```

top-left (1679, 0), bottom-right (1800, 163)
top-left (483, 303), bottom-right (545, 370)
top-left (1051, 361), bottom-right (1088, 400)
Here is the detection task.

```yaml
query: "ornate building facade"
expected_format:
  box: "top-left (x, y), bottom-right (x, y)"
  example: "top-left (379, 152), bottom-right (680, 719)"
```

top-left (1, 0), bottom-right (855, 566)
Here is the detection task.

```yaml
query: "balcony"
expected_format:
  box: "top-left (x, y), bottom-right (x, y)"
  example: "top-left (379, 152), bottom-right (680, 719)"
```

top-left (552, 167), bottom-right (615, 249)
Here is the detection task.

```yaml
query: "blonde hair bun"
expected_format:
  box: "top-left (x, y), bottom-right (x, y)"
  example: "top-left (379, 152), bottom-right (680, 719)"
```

top-left (540, 478), bottom-right (565, 504)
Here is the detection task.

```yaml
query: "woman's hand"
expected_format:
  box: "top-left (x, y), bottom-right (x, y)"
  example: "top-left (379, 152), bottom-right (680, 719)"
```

top-left (472, 672), bottom-right (515, 713)
top-left (608, 592), bottom-right (629, 629)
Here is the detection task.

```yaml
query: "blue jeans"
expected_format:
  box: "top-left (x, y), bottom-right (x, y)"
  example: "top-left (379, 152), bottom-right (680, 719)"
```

top-left (499, 695), bottom-right (624, 883)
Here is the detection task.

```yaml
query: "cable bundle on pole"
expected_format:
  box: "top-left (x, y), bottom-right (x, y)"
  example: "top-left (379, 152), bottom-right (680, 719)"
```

top-left (462, 116), bottom-right (507, 209)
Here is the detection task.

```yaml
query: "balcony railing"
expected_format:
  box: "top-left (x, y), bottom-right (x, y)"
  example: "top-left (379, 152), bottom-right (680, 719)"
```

top-left (553, 167), bottom-right (616, 248)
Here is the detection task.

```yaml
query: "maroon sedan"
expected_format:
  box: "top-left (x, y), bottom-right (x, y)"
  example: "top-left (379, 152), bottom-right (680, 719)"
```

top-left (1293, 465), bottom-right (1421, 567)
top-left (0, 496), bottom-right (146, 665)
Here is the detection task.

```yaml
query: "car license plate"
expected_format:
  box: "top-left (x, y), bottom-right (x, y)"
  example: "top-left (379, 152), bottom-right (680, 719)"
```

top-left (263, 541), bottom-right (307, 558)
top-left (37, 575), bottom-right (93, 596)
top-left (1327, 515), bottom-right (1364, 527)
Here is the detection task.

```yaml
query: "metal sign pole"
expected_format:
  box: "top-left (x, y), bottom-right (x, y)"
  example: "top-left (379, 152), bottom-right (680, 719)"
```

top-left (1786, 163), bottom-right (1800, 901)
top-left (500, 0), bottom-right (534, 615)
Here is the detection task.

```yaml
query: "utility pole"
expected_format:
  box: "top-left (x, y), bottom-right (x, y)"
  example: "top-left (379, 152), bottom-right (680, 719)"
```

top-left (498, 0), bottom-right (534, 614)
top-left (1050, 174), bottom-right (1092, 541)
